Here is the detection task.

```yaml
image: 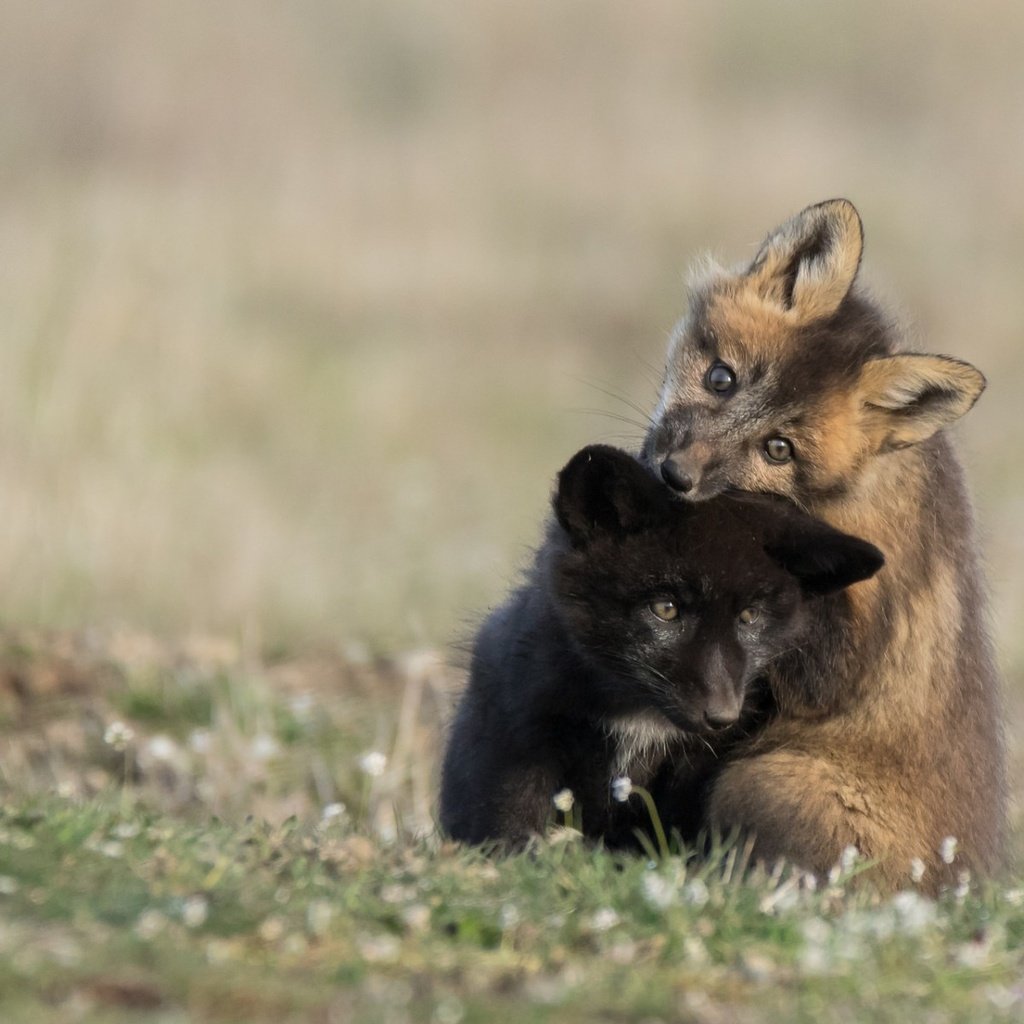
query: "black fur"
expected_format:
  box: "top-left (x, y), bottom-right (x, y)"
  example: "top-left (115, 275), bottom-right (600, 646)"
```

top-left (439, 445), bottom-right (883, 849)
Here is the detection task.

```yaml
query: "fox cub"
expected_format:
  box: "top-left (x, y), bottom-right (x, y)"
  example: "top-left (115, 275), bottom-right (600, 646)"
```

top-left (439, 445), bottom-right (882, 848)
top-left (645, 198), bottom-right (1004, 890)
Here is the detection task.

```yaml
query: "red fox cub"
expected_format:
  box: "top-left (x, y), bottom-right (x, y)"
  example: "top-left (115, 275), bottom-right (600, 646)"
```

top-left (643, 199), bottom-right (1005, 892)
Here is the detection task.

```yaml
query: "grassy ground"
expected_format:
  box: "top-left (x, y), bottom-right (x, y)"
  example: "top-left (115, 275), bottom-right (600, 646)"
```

top-left (2, 3), bottom-right (1024, 1020)
top-left (1, 632), bottom-right (1022, 1023)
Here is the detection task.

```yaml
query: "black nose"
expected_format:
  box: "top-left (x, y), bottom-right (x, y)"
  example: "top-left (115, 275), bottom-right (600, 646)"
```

top-left (703, 708), bottom-right (739, 730)
top-left (661, 458), bottom-right (693, 493)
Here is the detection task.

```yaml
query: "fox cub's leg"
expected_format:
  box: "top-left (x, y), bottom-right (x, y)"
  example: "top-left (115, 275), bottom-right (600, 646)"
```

top-left (707, 751), bottom-right (930, 891)
top-left (440, 740), bottom-right (562, 848)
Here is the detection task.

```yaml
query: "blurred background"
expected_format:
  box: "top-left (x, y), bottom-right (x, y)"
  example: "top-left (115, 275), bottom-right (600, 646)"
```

top-left (2, 0), bottom-right (1022, 675)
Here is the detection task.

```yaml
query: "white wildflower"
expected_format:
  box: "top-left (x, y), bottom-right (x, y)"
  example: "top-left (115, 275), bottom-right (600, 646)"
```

top-left (839, 845), bottom-right (861, 873)
top-left (799, 919), bottom-right (833, 974)
top-left (250, 733), bottom-right (280, 761)
top-left (358, 750), bottom-right (388, 778)
top-left (321, 802), bottom-right (347, 822)
top-left (189, 729), bottom-right (211, 754)
top-left (134, 909), bottom-right (167, 940)
top-left (955, 869), bottom-right (971, 901)
top-left (683, 879), bottom-right (710, 908)
top-left (552, 788), bottom-right (574, 813)
top-left (401, 904), bottom-right (431, 932)
top-left (103, 721), bottom-right (134, 751)
top-left (939, 835), bottom-right (958, 864)
top-left (683, 935), bottom-right (709, 965)
top-left (1003, 888), bottom-right (1024, 907)
top-left (182, 895), bottom-right (209, 929)
top-left (145, 734), bottom-right (179, 762)
top-left (890, 890), bottom-right (936, 934)
top-left (910, 858), bottom-right (926, 883)
top-left (306, 900), bottom-right (333, 937)
top-left (259, 916), bottom-right (285, 942)
top-left (589, 907), bottom-right (620, 932)
top-left (610, 776), bottom-right (633, 802)
top-left (642, 871), bottom-right (676, 910)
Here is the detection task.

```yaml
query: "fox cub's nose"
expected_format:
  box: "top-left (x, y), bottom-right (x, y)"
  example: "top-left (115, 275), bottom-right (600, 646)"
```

top-left (703, 707), bottom-right (740, 730)
top-left (661, 457), bottom-right (695, 494)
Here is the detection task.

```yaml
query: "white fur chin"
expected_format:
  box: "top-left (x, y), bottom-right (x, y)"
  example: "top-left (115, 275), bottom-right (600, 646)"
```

top-left (604, 710), bottom-right (682, 776)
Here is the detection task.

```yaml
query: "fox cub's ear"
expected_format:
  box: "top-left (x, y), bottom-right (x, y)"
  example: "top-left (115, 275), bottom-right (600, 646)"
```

top-left (766, 514), bottom-right (885, 596)
top-left (555, 446), bottom-right (667, 547)
top-left (746, 198), bottom-right (863, 323)
top-left (858, 354), bottom-right (986, 451)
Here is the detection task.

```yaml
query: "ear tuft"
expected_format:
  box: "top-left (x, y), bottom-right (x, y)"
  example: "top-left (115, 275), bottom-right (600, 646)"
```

top-left (766, 514), bottom-right (885, 596)
top-left (554, 446), bottom-right (666, 547)
top-left (858, 354), bottom-right (986, 450)
top-left (747, 198), bottom-right (863, 323)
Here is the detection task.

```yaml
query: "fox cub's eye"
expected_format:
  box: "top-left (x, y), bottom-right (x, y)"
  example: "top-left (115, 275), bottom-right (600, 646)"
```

top-left (738, 607), bottom-right (760, 625)
top-left (764, 437), bottom-right (794, 463)
top-left (705, 362), bottom-right (736, 395)
top-left (649, 599), bottom-right (679, 622)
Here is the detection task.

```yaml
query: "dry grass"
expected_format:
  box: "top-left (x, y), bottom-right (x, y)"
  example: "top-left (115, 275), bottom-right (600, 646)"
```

top-left (0, 0), bottom-right (1022, 660)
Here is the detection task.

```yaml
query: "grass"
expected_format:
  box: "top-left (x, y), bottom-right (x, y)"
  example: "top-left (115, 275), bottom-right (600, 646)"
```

top-left (0, 631), bottom-right (1022, 1023)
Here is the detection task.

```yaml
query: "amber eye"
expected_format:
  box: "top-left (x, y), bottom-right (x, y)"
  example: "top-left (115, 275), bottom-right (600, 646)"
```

top-left (705, 362), bottom-right (736, 394)
top-left (650, 599), bottom-right (679, 622)
top-left (738, 607), bottom-right (760, 625)
top-left (764, 437), bottom-right (794, 463)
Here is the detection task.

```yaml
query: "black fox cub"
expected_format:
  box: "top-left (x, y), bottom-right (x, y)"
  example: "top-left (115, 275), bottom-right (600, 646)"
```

top-left (439, 445), bottom-right (882, 848)
top-left (644, 198), bottom-right (1004, 890)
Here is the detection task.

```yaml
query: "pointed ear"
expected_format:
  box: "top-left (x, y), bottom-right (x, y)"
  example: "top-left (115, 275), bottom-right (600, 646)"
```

top-left (765, 514), bottom-right (885, 596)
top-left (858, 354), bottom-right (986, 451)
top-left (746, 198), bottom-right (863, 323)
top-left (555, 446), bottom-right (668, 547)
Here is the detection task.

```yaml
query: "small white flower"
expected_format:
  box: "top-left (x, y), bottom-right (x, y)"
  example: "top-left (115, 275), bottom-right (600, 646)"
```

top-left (890, 890), bottom-right (936, 934)
top-left (250, 733), bottom-right (280, 761)
top-left (358, 751), bottom-right (388, 778)
top-left (610, 776), bottom-right (633, 802)
top-left (552, 788), bottom-right (574, 813)
top-left (683, 879), bottom-right (710, 908)
top-left (910, 858), bottom-right (926, 883)
top-left (589, 907), bottom-right (620, 932)
top-left (306, 900), bottom-right (333, 937)
top-left (1003, 888), bottom-right (1024, 907)
top-left (940, 835), bottom-right (958, 864)
top-left (103, 721), bottom-right (134, 751)
top-left (402, 904), bottom-right (431, 932)
top-left (321, 802), bottom-right (347, 822)
top-left (839, 845), bottom-right (861, 873)
top-left (642, 872), bottom-right (676, 910)
top-left (358, 933), bottom-right (401, 963)
top-left (182, 895), bottom-right (209, 929)
top-left (955, 869), bottom-right (971, 901)
top-left (145, 734), bottom-right (179, 762)
top-left (134, 909), bottom-right (167, 940)
top-left (189, 729), bottom-right (211, 754)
